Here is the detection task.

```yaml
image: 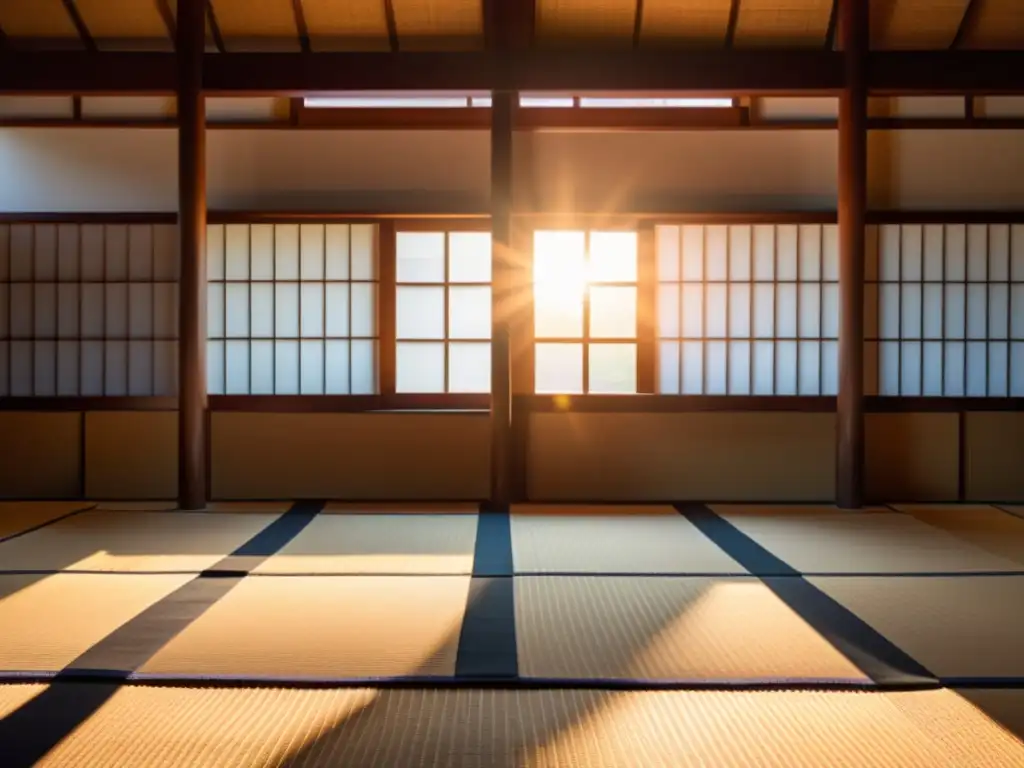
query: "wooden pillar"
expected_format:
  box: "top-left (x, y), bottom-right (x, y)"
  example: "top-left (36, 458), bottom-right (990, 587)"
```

top-left (177, 0), bottom-right (207, 509)
top-left (837, 0), bottom-right (868, 509)
top-left (490, 91), bottom-right (514, 511)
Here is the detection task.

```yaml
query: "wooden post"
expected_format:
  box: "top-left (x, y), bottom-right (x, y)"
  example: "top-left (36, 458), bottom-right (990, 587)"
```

top-left (177, 0), bottom-right (207, 509)
top-left (837, 0), bottom-right (868, 509)
top-left (490, 90), bottom-right (514, 511)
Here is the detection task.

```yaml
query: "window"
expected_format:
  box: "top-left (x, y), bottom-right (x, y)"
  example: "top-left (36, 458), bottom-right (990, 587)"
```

top-left (0, 223), bottom-right (178, 397)
top-left (206, 223), bottom-right (378, 395)
top-left (656, 224), bottom-right (839, 395)
top-left (867, 224), bottom-right (1024, 397)
top-left (395, 230), bottom-right (492, 393)
top-left (533, 230), bottom-right (638, 394)
top-left (304, 95), bottom-right (732, 110)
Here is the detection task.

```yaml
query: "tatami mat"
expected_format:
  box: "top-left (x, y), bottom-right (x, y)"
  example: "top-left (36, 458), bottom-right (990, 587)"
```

top-left (713, 505), bottom-right (1023, 573)
top-left (0, 573), bottom-right (193, 673)
top-left (0, 502), bottom-right (94, 541)
top-left (897, 505), bottom-right (1024, 566)
top-left (254, 514), bottom-right (479, 575)
top-left (3, 686), bottom-right (1021, 767)
top-left (0, 511), bottom-right (282, 572)
top-left (324, 502), bottom-right (480, 514)
top-left (810, 576), bottom-right (1024, 679)
top-left (141, 576), bottom-right (470, 680)
top-left (511, 507), bottom-right (745, 574)
top-left (515, 576), bottom-right (868, 683)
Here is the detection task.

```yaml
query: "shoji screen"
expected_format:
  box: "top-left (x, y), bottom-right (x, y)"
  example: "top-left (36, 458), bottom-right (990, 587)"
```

top-left (0, 223), bottom-right (178, 397)
top-left (656, 224), bottom-right (839, 395)
top-left (206, 223), bottom-right (378, 395)
top-left (866, 224), bottom-right (1024, 397)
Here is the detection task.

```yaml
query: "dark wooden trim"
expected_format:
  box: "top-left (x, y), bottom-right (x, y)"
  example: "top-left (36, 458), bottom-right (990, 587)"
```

top-left (632, 0), bottom-right (644, 49)
top-left (383, 0), bottom-right (399, 52)
top-left (519, 395), bottom-right (839, 413)
top-left (0, 398), bottom-right (178, 412)
top-left (636, 222), bottom-right (656, 393)
top-left (155, 0), bottom-right (176, 44)
top-left (205, 1), bottom-right (226, 54)
top-left (724, 0), bottom-right (741, 47)
top-left (867, 210), bottom-right (1024, 225)
top-left (72, 95), bottom-right (82, 120)
top-left (868, 117), bottom-right (1024, 130)
top-left (824, 0), bottom-right (838, 50)
top-left (965, 95), bottom-right (975, 120)
top-left (207, 212), bottom-right (490, 224)
top-left (0, 212), bottom-right (178, 224)
top-left (866, 397), bottom-right (1024, 413)
top-left (377, 220), bottom-right (397, 395)
top-left (210, 394), bottom-right (490, 412)
top-left (290, 0), bottom-right (311, 54)
top-left (951, 0), bottom-right (982, 50)
top-left (958, 410), bottom-right (967, 501)
top-left (61, 0), bottom-right (96, 52)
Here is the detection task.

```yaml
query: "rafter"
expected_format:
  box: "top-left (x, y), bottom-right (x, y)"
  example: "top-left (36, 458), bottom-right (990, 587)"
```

top-left (724, 0), bottom-right (741, 47)
top-left (633, 0), bottom-right (644, 49)
top-left (61, 0), bottom-right (96, 52)
top-left (951, 0), bottom-right (983, 49)
top-left (155, 0), bottom-right (176, 46)
top-left (291, 0), bottom-right (311, 54)
top-left (206, 1), bottom-right (226, 53)
top-left (383, 0), bottom-right (399, 52)
top-left (484, 0), bottom-right (535, 52)
top-left (824, 0), bottom-right (838, 50)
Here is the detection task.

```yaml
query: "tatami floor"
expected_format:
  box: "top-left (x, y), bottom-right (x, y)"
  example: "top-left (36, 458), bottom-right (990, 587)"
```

top-left (1, 500), bottom-right (1023, 766)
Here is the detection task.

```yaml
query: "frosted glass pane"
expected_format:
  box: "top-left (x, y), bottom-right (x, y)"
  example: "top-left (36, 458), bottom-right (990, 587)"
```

top-left (535, 285), bottom-right (583, 338)
top-left (989, 285), bottom-right (1009, 339)
top-left (275, 225), bottom-right (300, 280)
top-left (776, 225), bottom-right (798, 281)
top-left (705, 341), bottom-right (727, 394)
top-left (324, 283), bottom-right (349, 337)
top-left (681, 284), bottom-right (703, 338)
top-left (658, 284), bottom-right (679, 338)
top-left (397, 342), bottom-right (444, 393)
top-left (967, 225), bottom-right (988, 281)
top-left (752, 341), bottom-right (774, 395)
top-left (776, 341), bottom-right (798, 395)
top-left (351, 340), bottom-right (376, 394)
top-left (1012, 343), bottom-right (1024, 396)
top-left (34, 341), bottom-right (56, 395)
top-left (80, 285), bottom-right (104, 339)
top-left (104, 340), bottom-right (127, 396)
top-left (656, 226), bottom-right (679, 281)
top-left (944, 342), bottom-right (965, 396)
top-left (301, 284), bottom-right (324, 337)
top-left (250, 341), bottom-right (274, 395)
top-left (10, 342), bottom-right (31, 395)
top-left (105, 284), bottom-right (128, 338)
top-left (0, 342), bottom-right (7, 397)
top-left (798, 225), bottom-right (821, 280)
top-left (729, 225), bottom-right (751, 281)
top-left (753, 284), bottom-right (775, 338)
top-left (534, 231), bottom-right (585, 286)
top-left (129, 283), bottom-right (153, 338)
top-left (681, 341), bottom-right (703, 394)
top-left (397, 286), bottom-right (444, 339)
top-left (153, 225), bottom-right (177, 281)
top-left (966, 284), bottom-right (987, 339)
top-left (207, 225), bottom-right (225, 280)
top-left (658, 341), bottom-right (680, 394)
top-left (81, 341), bottom-right (104, 396)
top-left (351, 283), bottom-right (376, 337)
top-left (449, 286), bottom-right (491, 340)
top-left (128, 225), bottom-right (152, 280)
top-left (325, 225), bottom-right (350, 280)
top-left (225, 341), bottom-right (249, 394)
top-left (879, 284), bottom-right (900, 339)
top-left (275, 283), bottom-right (299, 338)
top-left (300, 224), bottom-right (325, 280)
top-left (822, 225), bottom-right (839, 282)
top-left (988, 343), bottom-right (1008, 397)
top-left (449, 232), bottom-right (491, 283)
top-left (535, 343), bottom-right (582, 394)
top-left (879, 225), bottom-right (901, 281)
top-left (729, 284), bottom-right (750, 338)
top-left (128, 341), bottom-right (153, 395)
top-left (753, 225), bottom-right (775, 280)
top-left (966, 342), bottom-right (987, 396)
top-left (922, 342), bottom-right (943, 396)
top-left (923, 284), bottom-right (943, 340)
top-left (324, 340), bottom-right (350, 394)
top-left (798, 283), bottom-right (820, 338)
top-left (57, 341), bottom-right (78, 396)
top-left (207, 284), bottom-right (224, 338)
top-left (250, 225), bottom-right (274, 280)
top-left (900, 342), bottom-right (922, 396)
top-left (57, 224), bottom-right (79, 281)
top-left (945, 285), bottom-right (966, 339)
top-left (250, 283), bottom-right (274, 338)
top-left (821, 341), bottom-right (838, 396)
top-left (591, 286), bottom-right (636, 339)
top-left (1013, 285), bottom-right (1024, 338)
top-left (729, 341), bottom-right (750, 395)
top-left (35, 226), bottom-right (57, 280)
top-left (9, 226), bottom-right (32, 280)
top-left (590, 343), bottom-right (636, 394)
top-left (989, 225), bottom-right (1010, 281)
top-left (705, 284), bottom-right (727, 338)
top-left (225, 284), bottom-right (249, 338)
top-left (901, 225), bottom-right (923, 281)
top-left (300, 340), bottom-right (324, 394)
top-left (449, 342), bottom-right (491, 393)
top-left (153, 341), bottom-right (176, 396)
top-left (923, 225), bottom-right (944, 281)
top-left (275, 341), bottom-right (299, 395)
top-left (901, 284), bottom-right (922, 339)
top-left (589, 231), bottom-right (637, 283)
top-left (822, 283), bottom-right (839, 339)
top-left (879, 342), bottom-right (900, 395)
top-left (945, 225), bottom-right (966, 281)
top-left (34, 284), bottom-right (57, 338)
top-left (10, 284), bottom-right (32, 338)
top-left (1013, 226), bottom-right (1024, 281)
top-left (226, 225), bottom-right (251, 280)
top-left (798, 341), bottom-right (820, 395)
top-left (776, 284), bottom-right (797, 338)
top-left (80, 226), bottom-right (104, 281)
top-left (351, 225), bottom-right (376, 280)
top-left (397, 232), bottom-right (445, 283)
top-left (705, 226), bottom-right (728, 281)
top-left (681, 226), bottom-right (704, 281)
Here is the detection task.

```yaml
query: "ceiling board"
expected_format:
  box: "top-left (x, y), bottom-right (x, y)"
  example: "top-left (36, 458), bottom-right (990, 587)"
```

top-left (0, 0), bottom-right (83, 46)
top-left (392, 0), bottom-right (483, 50)
top-left (302, 0), bottom-right (391, 51)
top-left (536, 0), bottom-right (636, 48)
top-left (870, 0), bottom-right (970, 49)
top-left (75, 0), bottom-right (172, 50)
top-left (960, 0), bottom-right (1024, 49)
top-left (210, 0), bottom-right (301, 51)
top-left (640, 0), bottom-right (733, 48)
top-left (733, 0), bottom-right (833, 48)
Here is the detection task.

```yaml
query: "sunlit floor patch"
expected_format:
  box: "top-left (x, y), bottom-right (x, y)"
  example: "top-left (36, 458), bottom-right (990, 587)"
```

top-left (515, 576), bottom-right (868, 683)
top-left (895, 504), bottom-right (1024, 566)
top-left (324, 502), bottom-right (480, 514)
top-left (0, 501), bottom-right (94, 541)
top-left (955, 689), bottom-right (1024, 742)
top-left (140, 575), bottom-right (471, 679)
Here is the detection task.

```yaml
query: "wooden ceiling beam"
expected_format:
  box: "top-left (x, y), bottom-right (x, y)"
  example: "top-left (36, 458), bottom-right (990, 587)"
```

top-left (824, 0), bottom-right (838, 50)
top-left (484, 0), bottom-right (535, 52)
top-left (632, 0), bottom-right (644, 49)
top-left (724, 0), bottom-right (741, 47)
top-left (383, 0), bottom-right (399, 52)
top-left (155, 0), bottom-right (176, 46)
top-left (61, 0), bottom-right (96, 52)
top-left (206, 1), bottom-right (226, 53)
top-left (951, 0), bottom-right (983, 49)
top-left (290, 0), bottom-right (311, 54)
